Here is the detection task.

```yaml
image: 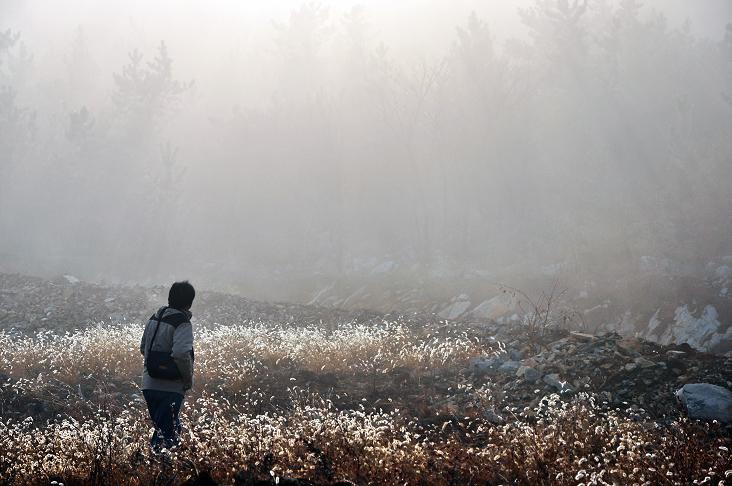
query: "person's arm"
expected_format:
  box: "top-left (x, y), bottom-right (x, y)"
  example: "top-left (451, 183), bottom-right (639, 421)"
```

top-left (171, 322), bottom-right (194, 390)
top-left (140, 324), bottom-right (146, 356)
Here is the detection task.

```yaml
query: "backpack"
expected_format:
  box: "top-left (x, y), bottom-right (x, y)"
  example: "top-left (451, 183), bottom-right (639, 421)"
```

top-left (144, 307), bottom-right (183, 380)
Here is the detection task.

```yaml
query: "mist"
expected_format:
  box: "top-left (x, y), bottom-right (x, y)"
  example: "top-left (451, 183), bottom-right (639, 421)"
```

top-left (4, 4), bottom-right (732, 480)
top-left (1, 0), bottom-right (731, 312)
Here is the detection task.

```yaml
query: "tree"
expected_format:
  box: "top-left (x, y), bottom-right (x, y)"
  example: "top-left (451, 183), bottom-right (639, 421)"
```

top-left (0, 29), bottom-right (35, 259)
top-left (0, 29), bottom-right (34, 188)
top-left (106, 41), bottom-right (193, 275)
top-left (438, 12), bottom-right (522, 265)
top-left (369, 49), bottom-right (446, 265)
top-left (65, 27), bottom-right (100, 108)
top-left (112, 41), bottom-right (193, 135)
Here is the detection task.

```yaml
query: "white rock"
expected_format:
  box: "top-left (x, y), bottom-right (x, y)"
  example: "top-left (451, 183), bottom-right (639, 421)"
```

top-left (646, 309), bottom-right (662, 338)
top-left (657, 305), bottom-right (722, 352)
top-left (471, 294), bottom-right (517, 320)
top-left (438, 300), bottom-right (471, 320)
top-left (716, 265), bottom-right (732, 280)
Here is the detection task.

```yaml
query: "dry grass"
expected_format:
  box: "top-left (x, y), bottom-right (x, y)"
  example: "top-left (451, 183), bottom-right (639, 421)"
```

top-left (0, 322), bottom-right (729, 485)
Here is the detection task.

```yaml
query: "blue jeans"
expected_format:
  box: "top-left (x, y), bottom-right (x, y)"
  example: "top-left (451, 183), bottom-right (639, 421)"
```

top-left (142, 389), bottom-right (184, 450)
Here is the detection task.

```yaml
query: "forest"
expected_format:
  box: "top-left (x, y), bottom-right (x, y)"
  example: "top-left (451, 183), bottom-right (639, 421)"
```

top-left (1, 1), bottom-right (730, 290)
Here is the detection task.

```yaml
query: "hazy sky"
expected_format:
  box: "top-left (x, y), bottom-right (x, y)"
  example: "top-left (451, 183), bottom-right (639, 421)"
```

top-left (3, 1), bottom-right (729, 111)
top-left (3, 1), bottom-right (730, 60)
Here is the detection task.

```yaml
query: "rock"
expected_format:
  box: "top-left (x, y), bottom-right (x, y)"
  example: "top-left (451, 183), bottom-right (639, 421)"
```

top-left (633, 356), bottom-right (657, 368)
top-left (469, 356), bottom-right (502, 375)
top-left (470, 294), bottom-right (517, 320)
top-left (438, 299), bottom-right (471, 320)
top-left (543, 374), bottom-right (574, 393)
top-left (498, 360), bottom-right (521, 374)
top-left (716, 264), bottom-right (732, 280)
top-left (570, 331), bottom-right (596, 342)
top-left (506, 348), bottom-right (524, 361)
top-left (656, 305), bottom-right (723, 352)
top-left (617, 337), bottom-right (643, 357)
top-left (676, 383), bottom-right (732, 423)
top-left (666, 352), bottom-right (688, 374)
top-left (516, 366), bottom-right (541, 382)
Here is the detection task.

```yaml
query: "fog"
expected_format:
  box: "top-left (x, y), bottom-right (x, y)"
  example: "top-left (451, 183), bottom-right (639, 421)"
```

top-left (1, 0), bottom-right (731, 302)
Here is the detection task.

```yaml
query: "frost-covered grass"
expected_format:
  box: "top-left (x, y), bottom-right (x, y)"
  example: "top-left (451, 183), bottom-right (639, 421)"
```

top-left (0, 321), bottom-right (485, 395)
top-left (0, 322), bottom-right (729, 485)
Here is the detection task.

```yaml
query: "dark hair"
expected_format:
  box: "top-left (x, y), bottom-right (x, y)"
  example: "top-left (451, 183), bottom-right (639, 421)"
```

top-left (168, 281), bottom-right (195, 309)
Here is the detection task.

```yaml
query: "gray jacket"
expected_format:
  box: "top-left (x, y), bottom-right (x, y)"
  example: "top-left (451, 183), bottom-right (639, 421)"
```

top-left (140, 306), bottom-right (194, 395)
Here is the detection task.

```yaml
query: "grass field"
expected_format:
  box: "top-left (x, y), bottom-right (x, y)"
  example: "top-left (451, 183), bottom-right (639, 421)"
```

top-left (0, 320), bottom-right (729, 485)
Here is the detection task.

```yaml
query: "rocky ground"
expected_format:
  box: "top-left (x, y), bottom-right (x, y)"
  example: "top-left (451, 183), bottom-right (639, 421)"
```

top-left (302, 256), bottom-right (732, 354)
top-left (1, 272), bottom-right (730, 422)
top-left (464, 327), bottom-right (731, 421)
top-left (1, 272), bottom-right (731, 485)
top-left (0, 272), bottom-right (385, 334)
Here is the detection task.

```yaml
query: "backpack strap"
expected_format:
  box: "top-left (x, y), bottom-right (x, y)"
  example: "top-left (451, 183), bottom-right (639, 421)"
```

top-left (147, 306), bottom-right (168, 354)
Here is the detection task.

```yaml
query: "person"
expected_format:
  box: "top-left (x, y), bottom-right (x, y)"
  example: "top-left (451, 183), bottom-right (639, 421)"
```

top-left (140, 280), bottom-right (195, 450)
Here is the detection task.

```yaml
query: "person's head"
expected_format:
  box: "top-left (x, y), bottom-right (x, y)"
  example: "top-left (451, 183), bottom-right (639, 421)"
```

top-left (168, 281), bottom-right (195, 310)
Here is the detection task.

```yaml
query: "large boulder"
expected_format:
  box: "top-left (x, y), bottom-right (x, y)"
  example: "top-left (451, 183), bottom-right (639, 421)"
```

top-left (438, 297), bottom-right (471, 320)
top-left (675, 383), bottom-right (732, 423)
top-left (470, 294), bottom-right (517, 320)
